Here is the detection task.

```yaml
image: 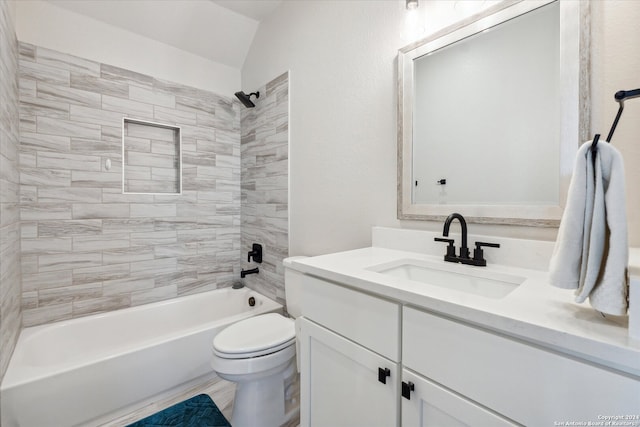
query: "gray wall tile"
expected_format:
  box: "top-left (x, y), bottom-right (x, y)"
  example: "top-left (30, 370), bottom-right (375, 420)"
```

top-left (20, 167), bottom-right (71, 187)
top-left (0, 11), bottom-right (25, 386)
top-left (72, 233), bottom-right (130, 251)
top-left (38, 252), bottom-right (103, 272)
top-left (18, 42), bottom-right (35, 61)
top-left (154, 106), bottom-right (196, 126)
top-left (22, 302), bottom-right (72, 326)
top-left (241, 72), bottom-right (289, 307)
top-left (36, 46), bottom-right (101, 76)
top-left (39, 282), bottom-right (103, 305)
top-left (71, 73), bottom-right (129, 98)
top-left (38, 83), bottom-right (101, 108)
top-left (71, 171), bottom-right (121, 188)
top-left (70, 104), bottom-right (123, 127)
top-left (102, 247), bottom-right (155, 264)
top-left (72, 263), bottom-right (130, 286)
top-left (22, 237), bottom-right (72, 255)
top-left (37, 116), bottom-right (101, 140)
top-left (20, 95), bottom-right (70, 120)
top-left (72, 295), bottom-right (130, 317)
top-left (101, 63), bottom-right (154, 87)
top-left (37, 151), bottom-right (102, 171)
top-left (20, 131), bottom-right (70, 152)
top-left (38, 187), bottom-right (102, 203)
top-left (18, 43), bottom-right (242, 325)
top-left (38, 219), bottom-right (102, 237)
top-left (20, 58), bottom-right (70, 86)
top-left (103, 277), bottom-right (154, 296)
top-left (131, 284), bottom-right (177, 306)
top-left (130, 204), bottom-right (177, 218)
top-left (0, 6), bottom-right (21, 371)
top-left (14, 45), bottom-right (288, 345)
top-left (102, 95), bottom-right (154, 119)
top-left (22, 270), bottom-right (72, 292)
top-left (130, 86), bottom-right (175, 109)
top-left (72, 204), bottom-right (130, 219)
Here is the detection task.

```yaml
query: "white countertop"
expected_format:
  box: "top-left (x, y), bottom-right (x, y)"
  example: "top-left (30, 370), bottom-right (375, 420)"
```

top-left (288, 246), bottom-right (640, 377)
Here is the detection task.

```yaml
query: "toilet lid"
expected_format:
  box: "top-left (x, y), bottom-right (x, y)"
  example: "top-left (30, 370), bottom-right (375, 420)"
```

top-left (213, 313), bottom-right (295, 359)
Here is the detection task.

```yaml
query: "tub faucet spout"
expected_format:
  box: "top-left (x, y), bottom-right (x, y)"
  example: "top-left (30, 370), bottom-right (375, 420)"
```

top-left (240, 267), bottom-right (259, 278)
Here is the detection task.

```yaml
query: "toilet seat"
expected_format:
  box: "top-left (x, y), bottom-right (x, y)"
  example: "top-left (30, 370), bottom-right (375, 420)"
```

top-left (213, 313), bottom-right (295, 359)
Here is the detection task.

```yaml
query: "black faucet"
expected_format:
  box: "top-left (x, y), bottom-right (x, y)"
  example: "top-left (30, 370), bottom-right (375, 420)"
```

top-left (434, 213), bottom-right (500, 266)
top-left (240, 267), bottom-right (259, 278)
top-left (443, 213), bottom-right (470, 260)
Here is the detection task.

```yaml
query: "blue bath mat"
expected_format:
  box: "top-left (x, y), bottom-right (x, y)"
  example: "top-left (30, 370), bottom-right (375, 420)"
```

top-left (127, 394), bottom-right (231, 427)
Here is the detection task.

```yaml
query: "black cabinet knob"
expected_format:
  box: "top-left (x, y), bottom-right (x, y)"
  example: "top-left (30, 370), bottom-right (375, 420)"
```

top-left (402, 381), bottom-right (415, 399)
top-left (378, 367), bottom-right (391, 384)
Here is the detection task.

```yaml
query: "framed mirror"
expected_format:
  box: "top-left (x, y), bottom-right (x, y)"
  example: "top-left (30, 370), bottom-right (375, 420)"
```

top-left (397, 0), bottom-right (590, 226)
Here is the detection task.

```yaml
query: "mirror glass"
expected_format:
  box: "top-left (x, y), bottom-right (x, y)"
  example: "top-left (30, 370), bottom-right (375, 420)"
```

top-left (398, 0), bottom-right (590, 226)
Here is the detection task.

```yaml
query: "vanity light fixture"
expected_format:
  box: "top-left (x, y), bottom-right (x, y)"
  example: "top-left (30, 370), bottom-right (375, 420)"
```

top-left (406, 0), bottom-right (418, 10)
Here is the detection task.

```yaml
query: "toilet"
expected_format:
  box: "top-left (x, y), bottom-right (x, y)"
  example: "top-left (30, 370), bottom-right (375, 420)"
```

top-left (210, 261), bottom-right (304, 427)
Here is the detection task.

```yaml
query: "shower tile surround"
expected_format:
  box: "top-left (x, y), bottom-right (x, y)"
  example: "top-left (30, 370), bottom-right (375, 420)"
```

top-left (0, 1), bottom-right (22, 381)
top-left (240, 72), bottom-right (289, 307)
top-left (0, 31), bottom-right (291, 423)
top-left (17, 42), bottom-right (248, 326)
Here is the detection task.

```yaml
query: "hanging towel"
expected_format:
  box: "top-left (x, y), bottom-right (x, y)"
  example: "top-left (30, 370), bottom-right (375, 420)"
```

top-left (549, 140), bottom-right (628, 315)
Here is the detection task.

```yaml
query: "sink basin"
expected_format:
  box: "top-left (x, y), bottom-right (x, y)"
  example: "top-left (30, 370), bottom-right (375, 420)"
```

top-left (368, 259), bottom-right (525, 299)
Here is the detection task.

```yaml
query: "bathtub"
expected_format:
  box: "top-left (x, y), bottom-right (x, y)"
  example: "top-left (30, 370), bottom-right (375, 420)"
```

top-left (1, 287), bottom-right (282, 427)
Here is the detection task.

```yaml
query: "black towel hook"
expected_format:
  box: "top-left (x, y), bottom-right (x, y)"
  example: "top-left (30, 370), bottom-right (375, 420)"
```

top-left (606, 89), bottom-right (640, 142)
top-left (591, 88), bottom-right (640, 155)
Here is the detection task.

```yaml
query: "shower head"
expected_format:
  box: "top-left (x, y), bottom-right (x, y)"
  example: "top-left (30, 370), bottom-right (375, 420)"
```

top-left (235, 91), bottom-right (260, 108)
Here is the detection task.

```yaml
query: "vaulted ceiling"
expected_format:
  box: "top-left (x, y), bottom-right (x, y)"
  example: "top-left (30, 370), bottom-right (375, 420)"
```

top-left (47, 0), bottom-right (283, 69)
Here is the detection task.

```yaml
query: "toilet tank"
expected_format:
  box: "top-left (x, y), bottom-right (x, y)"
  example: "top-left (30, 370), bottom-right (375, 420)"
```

top-left (283, 256), bottom-right (307, 318)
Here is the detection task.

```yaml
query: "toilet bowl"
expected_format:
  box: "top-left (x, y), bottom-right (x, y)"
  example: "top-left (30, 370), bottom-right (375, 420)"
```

top-left (211, 259), bottom-right (306, 427)
top-left (211, 313), bottom-right (297, 427)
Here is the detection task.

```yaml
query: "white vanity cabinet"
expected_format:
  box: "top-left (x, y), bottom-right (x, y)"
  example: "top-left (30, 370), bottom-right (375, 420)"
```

top-left (298, 275), bottom-right (401, 427)
top-left (298, 272), bottom-right (640, 427)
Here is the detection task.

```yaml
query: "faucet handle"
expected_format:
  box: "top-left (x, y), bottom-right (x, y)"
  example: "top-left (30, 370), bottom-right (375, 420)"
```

top-left (247, 243), bottom-right (263, 263)
top-left (434, 237), bottom-right (457, 262)
top-left (472, 241), bottom-right (500, 266)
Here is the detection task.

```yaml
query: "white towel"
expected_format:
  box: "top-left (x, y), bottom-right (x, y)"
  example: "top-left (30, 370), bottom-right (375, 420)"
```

top-left (549, 140), bottom-right (629, 315)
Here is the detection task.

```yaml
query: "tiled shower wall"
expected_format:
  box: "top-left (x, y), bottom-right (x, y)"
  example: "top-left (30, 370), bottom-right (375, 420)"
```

top-left (18, 43), bottom-right (242, 326)
top-left (0, 0), bottom-right (22, 380)
top-left (241, 72), bottom-right (289, 306)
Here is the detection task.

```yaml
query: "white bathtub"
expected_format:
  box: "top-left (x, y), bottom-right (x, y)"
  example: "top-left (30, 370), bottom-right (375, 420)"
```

top-left (1, 287), bottom-right (282, 427)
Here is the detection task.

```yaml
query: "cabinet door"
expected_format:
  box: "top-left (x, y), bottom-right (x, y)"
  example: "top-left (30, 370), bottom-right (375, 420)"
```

top-left (401, 369), bottom-right (518, 427)
top-left (403, 307), bottom-right (640, 424)
top-left (299, 318), bottom-right (399, 427)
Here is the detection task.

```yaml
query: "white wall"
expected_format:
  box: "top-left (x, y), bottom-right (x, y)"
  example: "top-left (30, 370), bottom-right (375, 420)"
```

top-left (243, 0), bottom-right (640, 256)
top-left (591, 1), bottom-right (640, 248)
top-left (243, 1), bottom-right (409, 256)
top-left (15, 0), bottom-right (239, 96)
top-left (7, 0), bottom-right (15, 22)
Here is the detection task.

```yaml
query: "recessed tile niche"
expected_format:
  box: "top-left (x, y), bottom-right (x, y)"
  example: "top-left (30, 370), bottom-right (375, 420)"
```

top-left (122, 118), bottom-right (182, 194)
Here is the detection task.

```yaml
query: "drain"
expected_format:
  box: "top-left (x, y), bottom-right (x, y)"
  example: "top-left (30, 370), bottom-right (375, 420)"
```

top-left (248, 296), bottom-right (256, 307)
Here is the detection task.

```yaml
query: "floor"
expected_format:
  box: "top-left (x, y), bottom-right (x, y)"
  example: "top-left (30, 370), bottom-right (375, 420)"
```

top-left (98, 376), bottom-right (236, 427)
top-left (99, 372), bottom-right (300, 427)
